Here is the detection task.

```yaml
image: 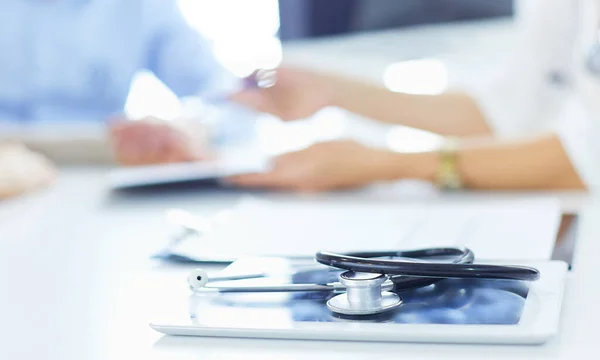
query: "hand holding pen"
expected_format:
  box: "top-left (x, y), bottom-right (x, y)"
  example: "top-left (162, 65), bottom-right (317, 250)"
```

top-left (229, 67), bottom-right (333, 121)
top-left (109, 70), bottom-right (275, 166)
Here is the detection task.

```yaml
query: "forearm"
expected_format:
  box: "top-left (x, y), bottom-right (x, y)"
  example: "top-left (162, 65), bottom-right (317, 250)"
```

top-left (373, 133), bottom-right (585, 190)
top-left (327, 75), bottom-right (492, 137)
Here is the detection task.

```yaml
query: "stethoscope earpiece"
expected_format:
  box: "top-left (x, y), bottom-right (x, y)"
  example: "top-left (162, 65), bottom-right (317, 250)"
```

top-left (188, 269), bottom-right (210, 290)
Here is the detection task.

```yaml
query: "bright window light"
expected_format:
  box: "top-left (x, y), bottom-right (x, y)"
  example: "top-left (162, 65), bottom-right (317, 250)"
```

top-left (177, 0), bottom-right (280, 41)
top-left (178, 0), bottom-right (282, 77)
top-left (125, 0), bottom-right (281, 118)
top-left (124, 71), bottom-right (181, 120)
top-left (386, 126), bottom-right (443, 153)
top-left (383, 59), bottom-right (448, 95)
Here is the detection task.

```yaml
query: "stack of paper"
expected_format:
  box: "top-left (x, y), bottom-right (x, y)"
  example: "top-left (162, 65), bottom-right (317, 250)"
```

top-left (166, 196), bottom-right (561, 263)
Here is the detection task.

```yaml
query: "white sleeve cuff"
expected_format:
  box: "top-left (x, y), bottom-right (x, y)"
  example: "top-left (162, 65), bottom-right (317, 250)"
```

top-left (460, 62), bottom-right (553, 139)
top-left (553, 96), bottom-right (600, 191)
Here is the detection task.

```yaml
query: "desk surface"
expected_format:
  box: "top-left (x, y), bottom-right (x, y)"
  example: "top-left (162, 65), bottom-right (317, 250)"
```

top-left (0, 20), bottom-right (597, 360)
top-left (0, 167), bottom-right (597, 360)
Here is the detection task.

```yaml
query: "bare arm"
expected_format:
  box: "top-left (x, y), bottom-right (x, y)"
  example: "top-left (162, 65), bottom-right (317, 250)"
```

top-left (376, 133), bottom-right (585, 190)
top-left (227, 132), bottom-right (586, 192)
top-left (232, 68), bottom-right (493, 137)
top-left (328, 75), bottom-right (493, 137)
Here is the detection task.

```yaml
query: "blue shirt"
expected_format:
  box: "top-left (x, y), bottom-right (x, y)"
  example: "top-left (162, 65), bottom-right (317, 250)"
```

top-left (0, 0), bottom-right (227, 124)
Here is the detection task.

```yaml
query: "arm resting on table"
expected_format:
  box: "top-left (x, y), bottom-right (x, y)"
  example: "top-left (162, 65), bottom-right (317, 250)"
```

top-left (377, 133), bottom-right (586, 190)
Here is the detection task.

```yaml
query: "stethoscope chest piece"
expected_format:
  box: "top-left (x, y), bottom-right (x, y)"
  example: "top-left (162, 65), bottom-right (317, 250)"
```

top-left (326, 271), bottom-right (402, 316)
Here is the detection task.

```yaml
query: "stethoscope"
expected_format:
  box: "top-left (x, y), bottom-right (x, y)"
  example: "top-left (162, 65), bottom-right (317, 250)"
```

top-left (187, 247), bottom-right (540, 316)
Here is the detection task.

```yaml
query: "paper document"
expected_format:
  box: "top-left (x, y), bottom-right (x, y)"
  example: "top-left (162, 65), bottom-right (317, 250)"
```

top-left (167, 196), bottom-right (561, 262)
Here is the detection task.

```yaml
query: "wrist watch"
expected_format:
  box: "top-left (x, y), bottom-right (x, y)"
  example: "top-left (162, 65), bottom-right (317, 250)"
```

top-left (435, 137), bottom-right (463, 190)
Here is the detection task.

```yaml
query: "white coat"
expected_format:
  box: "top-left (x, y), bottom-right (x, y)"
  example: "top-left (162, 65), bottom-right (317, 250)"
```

top-left (473, 0), bottom-right (600, 190)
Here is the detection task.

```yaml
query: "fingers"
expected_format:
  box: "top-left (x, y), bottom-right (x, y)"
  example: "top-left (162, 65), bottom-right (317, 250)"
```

top-left (225, 153), bottom-right (292, 188)
top-left (224, 173), bottom-right (287, 189)
top-left (225, 151), bottom-right (318, 191)
top-left (110, 120), bottom-right (204, 166)
top-left (224, 141), bottom-right (372, 193)
top-left (229, 89), bottom-right (277, 116)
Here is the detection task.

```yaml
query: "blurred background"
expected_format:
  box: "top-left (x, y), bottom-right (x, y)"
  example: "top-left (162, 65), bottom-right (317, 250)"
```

top-left (122, 0), bottom-right (518, 157)
top-left (127, 0), bottom-right (514, 121)
top-left (278, 0), bottom-right (512, 40)
top-left (0, 0), bottom-right (530, 197)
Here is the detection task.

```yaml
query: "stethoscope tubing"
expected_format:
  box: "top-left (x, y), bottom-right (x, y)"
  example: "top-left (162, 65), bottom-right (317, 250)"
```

top-left (316, 248), bottom-right (540, 281)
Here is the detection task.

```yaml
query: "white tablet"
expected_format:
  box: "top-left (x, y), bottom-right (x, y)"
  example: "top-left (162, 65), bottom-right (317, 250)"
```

top-left (150, 258), bottom-right (568, 345)
top-left (106, 148), bottom-right (270, 190)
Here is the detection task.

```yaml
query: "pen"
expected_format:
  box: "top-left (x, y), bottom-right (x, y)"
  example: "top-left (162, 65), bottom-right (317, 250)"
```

top-left (200, 69), bottom-right (277, 104)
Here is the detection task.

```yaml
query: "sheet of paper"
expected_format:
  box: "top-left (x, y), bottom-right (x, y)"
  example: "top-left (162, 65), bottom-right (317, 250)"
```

top-left (169, 196), bottom-right (561, 262)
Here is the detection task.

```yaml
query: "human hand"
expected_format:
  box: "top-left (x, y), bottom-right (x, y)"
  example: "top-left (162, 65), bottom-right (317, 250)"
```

top-left (230, 67), bottom-right (337, 121)
top-left (110, 117), bottom-right (211, 166)
top-left (0, 143), bottom-right (56, 199)
top-left (225, 140), bottom-right (394, 192)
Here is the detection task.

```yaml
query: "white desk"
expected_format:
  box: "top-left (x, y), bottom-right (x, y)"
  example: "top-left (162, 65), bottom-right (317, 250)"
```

top-left (0, 19), bottom-right (596, 359)
top-left (0, 167), bottom-right (597, 360)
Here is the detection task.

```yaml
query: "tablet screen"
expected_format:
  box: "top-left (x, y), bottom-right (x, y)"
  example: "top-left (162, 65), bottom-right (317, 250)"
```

top-left (189, 263), bottom-right (529, 327)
